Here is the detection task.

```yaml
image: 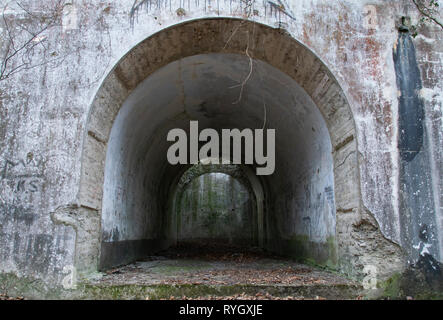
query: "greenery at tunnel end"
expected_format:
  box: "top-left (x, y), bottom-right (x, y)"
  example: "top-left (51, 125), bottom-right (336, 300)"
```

top-left (175, 171), bottom-right (253, 242)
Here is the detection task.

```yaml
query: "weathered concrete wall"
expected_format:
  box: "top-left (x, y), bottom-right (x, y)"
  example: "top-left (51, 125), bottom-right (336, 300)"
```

top-left (0, 0), bottom-right (441, 295)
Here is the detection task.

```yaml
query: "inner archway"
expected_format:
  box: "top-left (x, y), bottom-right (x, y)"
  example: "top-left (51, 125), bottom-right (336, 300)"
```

top-left (77, 18), bottom-right (364, 278)
top-left (175, 170), bottom-right (254, 245)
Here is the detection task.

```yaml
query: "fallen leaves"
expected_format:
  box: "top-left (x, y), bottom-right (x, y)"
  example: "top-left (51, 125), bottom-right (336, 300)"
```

top-left (0, 293), bottom-right (24, 300)
top-left (158, 266), bottom-right (323, 286)
top-left (155, 292), bottom-right (328, 300)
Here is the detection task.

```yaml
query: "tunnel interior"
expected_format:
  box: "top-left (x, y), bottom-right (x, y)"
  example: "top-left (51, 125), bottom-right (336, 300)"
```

top-left (174, 169), bottom-right (255, 245)
top-left (98, 53), bottom-right (337, 270)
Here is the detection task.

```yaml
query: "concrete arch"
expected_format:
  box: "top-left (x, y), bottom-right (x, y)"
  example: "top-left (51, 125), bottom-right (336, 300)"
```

top-left (77, 18), bottom-right (364, 276)
top-left (173, 163), bottom-right (265, 242)
top-left (171, 165), bottom-right (263, 247)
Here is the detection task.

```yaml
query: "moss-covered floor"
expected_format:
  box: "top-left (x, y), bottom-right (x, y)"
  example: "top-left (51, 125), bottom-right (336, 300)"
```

top-left (84, 242), bottom-right (363, 300)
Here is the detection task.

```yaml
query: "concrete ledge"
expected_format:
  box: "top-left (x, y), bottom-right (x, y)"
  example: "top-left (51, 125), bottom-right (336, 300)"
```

top-left (79, 283), bottom-right (364, 300)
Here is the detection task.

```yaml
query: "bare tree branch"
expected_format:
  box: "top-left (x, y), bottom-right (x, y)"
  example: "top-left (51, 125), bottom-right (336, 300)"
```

top-left (0, 0), bottom-right (66, 81)
top-left (412, 0), bottom-right (443, 30)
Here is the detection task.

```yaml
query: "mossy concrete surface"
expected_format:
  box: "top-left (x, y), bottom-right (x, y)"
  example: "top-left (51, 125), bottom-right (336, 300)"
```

top-left (2, 243), bottom-right (442, 300)
top-left (378, 254), bottom-right (443, 300)
top-left (0, 273), bottom-right (363, 300)
top-left (79, 283), bottom-right (363, 300)
top-left (3, 265), bottom-right (442, 300)
top-left (1, 249), bottom-right (364, 300)
top-left (269, 235), bottom-right (339, 272)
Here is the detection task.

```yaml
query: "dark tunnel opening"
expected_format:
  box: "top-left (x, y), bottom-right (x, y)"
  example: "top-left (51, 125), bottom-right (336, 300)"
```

top-left (98, 53), bottom-right (337, 271)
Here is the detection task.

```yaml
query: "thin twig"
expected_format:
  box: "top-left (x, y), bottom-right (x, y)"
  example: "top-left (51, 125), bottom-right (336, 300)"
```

top-left (412, 0), bottom-right (443, 29)
top-left (0, 0), bottom-right (65, 81)
top-left (230, 32), bottom-right (253, 105)
top-left (225, 0), bottom-right (267, 129)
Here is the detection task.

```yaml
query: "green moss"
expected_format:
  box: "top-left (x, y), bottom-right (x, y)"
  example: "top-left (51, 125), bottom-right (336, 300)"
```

top-left (286, 234), bottom-right (310, 260)
top-left (0, 272), bottom-right (67, 299)
top-left (325, 236), bottom-right (338, 268)
top-left (377, 272), bottom-right (443, 300)
top-left (410, 291), bottom-right (443, 300)
top-left (1, 271), bottom-right (362, 300)
top-left (379, 272), bottom-right (402, 299)
top-left (79, 282), bottom-right (362, 300)
top-left (79, 283), bottom-right (246, 300)
top-left (280, 235), bottom-right (338, 272)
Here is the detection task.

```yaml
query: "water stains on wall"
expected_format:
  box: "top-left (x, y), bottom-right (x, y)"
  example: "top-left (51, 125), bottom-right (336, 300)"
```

top-left (393, 24), bottom-right (440, 263)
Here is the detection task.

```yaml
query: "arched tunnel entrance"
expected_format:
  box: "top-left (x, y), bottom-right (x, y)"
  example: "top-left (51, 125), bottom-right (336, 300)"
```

top-left (77, 19), bottom-right (364, 280)
top-left (98, 52), bottom-right (336, 269)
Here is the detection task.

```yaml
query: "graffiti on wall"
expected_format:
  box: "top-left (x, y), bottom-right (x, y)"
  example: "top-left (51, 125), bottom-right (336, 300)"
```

top-left (0, 152), bottom-right (45, 228)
